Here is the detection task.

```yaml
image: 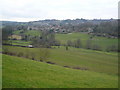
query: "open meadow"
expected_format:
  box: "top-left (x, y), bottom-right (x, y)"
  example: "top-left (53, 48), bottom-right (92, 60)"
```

top-left (3, 46), bottom-right (118, 75)
top-left (56, 33), bottom-right (118, 51)
top-left (2, 54), bottom-right (118, 88)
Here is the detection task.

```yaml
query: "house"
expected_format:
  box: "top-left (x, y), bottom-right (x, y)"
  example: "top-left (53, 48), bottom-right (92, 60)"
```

top-left (9, 35), bottom-right (22, 40)
top-left (88, 28), bottom-right (93, 33)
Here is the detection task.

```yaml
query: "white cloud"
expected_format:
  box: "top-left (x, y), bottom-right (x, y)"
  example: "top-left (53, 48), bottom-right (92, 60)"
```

top-left (0, 0), bottom-right (119, 22)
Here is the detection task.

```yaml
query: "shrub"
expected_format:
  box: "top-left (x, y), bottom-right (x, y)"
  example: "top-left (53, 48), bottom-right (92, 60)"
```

top-left (17, 52), bottom-right (24, 57)
top-left (38, 48), bottom-right (50, 61)
top-left (92, 44), bottom-right (102, 51)
top-left (85, 39), bottom-right (92, 49)
top-left (106, 45), bottom-right (118, 52)
top-left (30, 51), bottom-right (35, 60)
top-left (2, 47), bottom-right (9, 54)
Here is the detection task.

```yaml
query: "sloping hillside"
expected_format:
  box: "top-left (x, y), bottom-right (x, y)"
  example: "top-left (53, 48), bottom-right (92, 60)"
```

top-left (3, 46), bottom-right (118, 75)
top-left (2, 54), bottom-right (118, 88)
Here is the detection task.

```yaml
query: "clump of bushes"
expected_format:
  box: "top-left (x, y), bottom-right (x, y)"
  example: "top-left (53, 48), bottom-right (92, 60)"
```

top-left (92, 44), bottom-right (102, 51)
top-left (106, 45), bottom-right (118, 52)
top-left (17, 52), bottom-right (24, 57)
top-left (30, 52), bottom-right (35, 60)
top-left (2, 47), bottom-right (9, 54)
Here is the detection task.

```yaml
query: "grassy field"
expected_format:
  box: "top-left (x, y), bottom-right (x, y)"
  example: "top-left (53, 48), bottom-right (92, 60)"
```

top-left (11, 40), bottom-right (31, 46)
top-left (13, 30), bottom-right (23, 35)
top-left (56, 32), bottom-right (118, 50)
top-left (3, 46), bottom-right (118, 75)
top-left (49, 46), bottom-right (118, 75)
top-left (2, 54), bottom-right (118, 88)
top-left (13, 30), bottom-right (41, 37)
top-left (12, 30), bottom-right (118, 51)
top-left (56, 33), bottom-right (90, 44)
top-left (24, 30), bottom-right (41, 36)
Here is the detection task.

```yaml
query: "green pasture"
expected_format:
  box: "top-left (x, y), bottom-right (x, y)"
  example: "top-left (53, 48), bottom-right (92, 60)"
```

top-left (11, 40), bottom-right (31, 46)
top-left (13, 30), bottom-right (41, 37)
top-left (24, 30), bottom-right (41, 36)
top-left (56, 33), bottom-right (118, 50)
top-left (3, 46), bottom-right (118, 75)
top-left (2, 54), bottom-right (118, 88)
top-left (13, 30), bottom-right (23, 35)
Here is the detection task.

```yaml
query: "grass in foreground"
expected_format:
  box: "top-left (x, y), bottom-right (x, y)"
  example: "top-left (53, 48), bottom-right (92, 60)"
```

top-left (2, 54), bottom-right (118, 88)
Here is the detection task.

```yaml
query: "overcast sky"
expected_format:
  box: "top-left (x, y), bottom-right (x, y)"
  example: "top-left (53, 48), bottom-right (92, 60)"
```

top-left (0, 0), bottom-right (119, 22)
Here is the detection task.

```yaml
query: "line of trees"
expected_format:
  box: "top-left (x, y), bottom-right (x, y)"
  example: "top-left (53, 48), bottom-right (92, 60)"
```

top-left (66, 39), bottom-right (118, 52)
top-left (32, 30), bottom-right (60, 48)
top-left (92, 21), bottom-right (118, 37)
top-left (67, 39), bottom-right (82, 48)
top-left (2, 25), bottom-right (13, 45)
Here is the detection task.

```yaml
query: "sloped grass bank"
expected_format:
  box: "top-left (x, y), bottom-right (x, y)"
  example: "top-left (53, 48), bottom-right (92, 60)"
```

top-left (2, 54), bottom-right (118, 88)
top-left (3, 46), bottom-right (118, 75)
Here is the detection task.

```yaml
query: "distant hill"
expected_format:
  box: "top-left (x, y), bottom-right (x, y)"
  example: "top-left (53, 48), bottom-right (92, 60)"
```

top-left (1, 18), bottom-right (116, 26)
top-left (1, 18), bottom-right (118, 37)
